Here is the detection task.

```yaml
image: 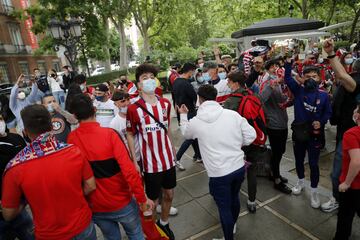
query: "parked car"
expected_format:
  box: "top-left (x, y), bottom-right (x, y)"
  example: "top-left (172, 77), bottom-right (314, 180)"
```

top-left (111, 64), bottom-right (120, 71)
top-left (91, 67), bottom-right (105, 76)
top-left (128, 61), bottom-right (139, 68)
top-left (0, 83), bottom-right (14, 96)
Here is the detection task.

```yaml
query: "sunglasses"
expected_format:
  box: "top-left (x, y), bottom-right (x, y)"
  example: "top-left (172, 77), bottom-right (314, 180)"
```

top-left (118, 97), bottom-right (130, 103)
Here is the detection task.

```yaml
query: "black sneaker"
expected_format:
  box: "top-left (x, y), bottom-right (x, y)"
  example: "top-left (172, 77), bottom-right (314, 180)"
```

top-left (274, 182), bottom-right (292, 194)
top-left (156, 220), bottom-right (175, 240)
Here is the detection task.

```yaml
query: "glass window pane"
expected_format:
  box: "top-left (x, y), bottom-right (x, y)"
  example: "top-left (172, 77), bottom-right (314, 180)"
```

top-left (19, 62), bottom-right (30, 76)
top-left (0, 63), bottom-right (10, 83)
top-left (37, 61), bottom-right (47, 74)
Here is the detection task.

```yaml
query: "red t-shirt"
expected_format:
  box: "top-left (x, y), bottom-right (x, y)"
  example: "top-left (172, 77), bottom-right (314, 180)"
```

top-left (169, 70), bottom-right (180, 86)
top-left (340, 126), bottom-right (360, 189)
top-left (127, 97), bottom-right (175, 173)
top-left (2, 145), bottom-right (93, 240)
top-left (68, 122), bottom-right (146, 212)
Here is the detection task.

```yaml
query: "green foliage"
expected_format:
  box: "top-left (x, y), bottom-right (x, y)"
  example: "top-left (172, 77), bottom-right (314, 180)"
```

top-left (87, 69), bottom-right (130, 85)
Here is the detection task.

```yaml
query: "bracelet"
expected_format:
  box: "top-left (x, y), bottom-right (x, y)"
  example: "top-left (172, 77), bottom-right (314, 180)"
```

top-left (327, 54), bottom-right (336, 59)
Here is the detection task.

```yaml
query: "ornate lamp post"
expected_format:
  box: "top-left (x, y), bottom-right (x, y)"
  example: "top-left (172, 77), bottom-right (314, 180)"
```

top-left (48, 18), bottom-right (82, 70)
top-left (289, 4), bottom-right (294, 18)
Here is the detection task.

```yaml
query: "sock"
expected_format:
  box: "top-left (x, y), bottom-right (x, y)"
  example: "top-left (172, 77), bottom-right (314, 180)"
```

top-left (160, 219), bottom-right (168, 226)
top-left (311, 187), bottom-right (318, 193)
top-left (247, 200), bottom-right (255, 205)
top-left (298, 178), bottom-right (305, 185)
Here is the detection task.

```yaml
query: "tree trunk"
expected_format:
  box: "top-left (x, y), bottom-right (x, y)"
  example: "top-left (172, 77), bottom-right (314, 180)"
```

top-left (143, 30), bottom-right (151, 56)
top-left (349, 9), bottom-right (360, 43)
top-left (326, 0), bottom-right (337, 26)
top-left (102, 16), bottom-right (112, 73)
top-left (118, 22), bottom-right (128, 70)
top-left (302, 0), bottom-right (308, 19)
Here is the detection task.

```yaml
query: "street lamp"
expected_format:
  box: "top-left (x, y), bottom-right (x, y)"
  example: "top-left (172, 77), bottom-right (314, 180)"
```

top-left (289, 4), bottom-right (294, 17)
top-left (48, 17), bottom-right (82, 70)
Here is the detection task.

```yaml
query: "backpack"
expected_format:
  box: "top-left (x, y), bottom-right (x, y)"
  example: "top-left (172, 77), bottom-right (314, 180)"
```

top-left (231, 89), bottom-right (267, 145)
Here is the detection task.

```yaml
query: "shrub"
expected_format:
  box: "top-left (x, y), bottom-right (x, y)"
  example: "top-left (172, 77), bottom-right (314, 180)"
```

top-left (87, 69), bottom-right (134, 85)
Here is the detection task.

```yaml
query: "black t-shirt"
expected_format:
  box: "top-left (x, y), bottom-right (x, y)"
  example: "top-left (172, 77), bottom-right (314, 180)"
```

top-left (335, 73), bottom-right (360, 139)
top-left (51, 113), bottom-right (71, 143)
top-left (36, 74), bottom-right (50, 93)
top-left (172, 78), bottom-right (197, 113)
top-left (0, 133), bottom-right (26, 199)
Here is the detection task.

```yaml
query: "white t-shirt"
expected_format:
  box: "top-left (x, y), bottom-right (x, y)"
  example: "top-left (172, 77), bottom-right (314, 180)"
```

top-left (93, 99), bottom-right (118, 128)
top-left (110, 114), bottom-right (141, 162)
top-left (48, 77), bottom-right (63, 93)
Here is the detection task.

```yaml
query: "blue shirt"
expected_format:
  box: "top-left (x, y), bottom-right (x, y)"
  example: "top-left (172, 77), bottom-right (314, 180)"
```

top-left (284, 62), bottom-right (332, 126)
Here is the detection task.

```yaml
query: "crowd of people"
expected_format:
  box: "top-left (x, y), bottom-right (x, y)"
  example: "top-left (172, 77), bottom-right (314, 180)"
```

top-left (0, 37), bottom-right (359, 240)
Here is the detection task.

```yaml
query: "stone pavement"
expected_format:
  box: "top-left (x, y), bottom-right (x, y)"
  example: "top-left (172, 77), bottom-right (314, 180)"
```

top-left (92, 94), bottom-right (360, 240)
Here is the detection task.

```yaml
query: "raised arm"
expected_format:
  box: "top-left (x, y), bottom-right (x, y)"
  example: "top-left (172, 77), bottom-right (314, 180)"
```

top-left (323, 39), bottom-right (357, 92)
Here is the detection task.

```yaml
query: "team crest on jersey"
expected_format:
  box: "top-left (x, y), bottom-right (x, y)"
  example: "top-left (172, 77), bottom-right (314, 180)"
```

top-left (316, 99), bottom-right (321, 104)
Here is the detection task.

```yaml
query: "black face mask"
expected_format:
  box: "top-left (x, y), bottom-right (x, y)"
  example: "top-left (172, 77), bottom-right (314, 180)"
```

top-left (304, 78), bottom-right (318, 91)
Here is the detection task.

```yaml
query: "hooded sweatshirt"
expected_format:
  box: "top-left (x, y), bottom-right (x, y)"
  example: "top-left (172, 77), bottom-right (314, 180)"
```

top-left (180, 101), bottom-right (256, 177)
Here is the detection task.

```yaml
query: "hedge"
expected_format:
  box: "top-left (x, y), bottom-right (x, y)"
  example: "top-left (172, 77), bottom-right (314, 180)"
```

top-left (87, 69), bottom-right (170, 93)
top-left (87, 69), bottom-right (132, 85)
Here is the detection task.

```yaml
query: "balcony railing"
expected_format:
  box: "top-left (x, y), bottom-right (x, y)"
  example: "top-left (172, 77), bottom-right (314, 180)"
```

top-left (14, 44), bottom-right (27, 53)
top-left (0, 3), bottom-right (14, 15)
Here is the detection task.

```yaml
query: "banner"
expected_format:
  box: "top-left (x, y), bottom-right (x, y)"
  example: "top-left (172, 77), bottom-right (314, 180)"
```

top-left (19, 0), bottom-right (39, 50)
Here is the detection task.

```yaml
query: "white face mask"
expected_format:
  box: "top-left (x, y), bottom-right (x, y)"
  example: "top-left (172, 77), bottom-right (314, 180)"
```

top-left (0, 121), bottom-right (6, 135)
top-left (199, 63), bottom-right (204, 68)
top-left (120, 106), bottom-right (128, 114)
top-left (345, 58), bottom-right (354, 65)
top-left (80, 84), bottom-right (86, 91)
top-left (142, 78), bottom-right (157, 94)
top-left (18, 92), bottom-right (26, 100)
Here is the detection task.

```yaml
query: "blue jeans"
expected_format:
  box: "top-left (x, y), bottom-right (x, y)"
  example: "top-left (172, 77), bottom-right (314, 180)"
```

top-left (93, 199), bottom-right (144, 240)
top-left (176, 111), bottom-right (201, 160)
top-left (331, 139), bottom-right (343, 201)
top-left (293, 138), bottom-right (321, 188)
top-left (209, 167), bottom-right (246, 240)
top-left (52, 91), bottom-right (66, 109)
top-left (72, 222), bottom-right (96, 240)
top-left (0, 209), bottom-right (34, 240)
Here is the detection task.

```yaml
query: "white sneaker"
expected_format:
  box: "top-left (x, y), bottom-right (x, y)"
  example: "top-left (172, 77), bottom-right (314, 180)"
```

top-left (310, 189), bottom-right (320, 209)
top-left (292, 179), bottom-right (305, 195)
top-left (175, 161), bottom-right (186, 171)
top-left (321, 197), bottom-right (339, 212)
top-left (212, 238), bottom-right (224, 240)
top-left (156, 205), bottom-right (179, 216)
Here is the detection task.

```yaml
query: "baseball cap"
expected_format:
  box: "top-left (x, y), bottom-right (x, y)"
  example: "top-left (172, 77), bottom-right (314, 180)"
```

top-left (96, 83), bottom-right (109, 93)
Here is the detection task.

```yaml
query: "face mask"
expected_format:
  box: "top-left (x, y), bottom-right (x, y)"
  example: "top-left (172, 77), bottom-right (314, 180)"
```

top-left (202, 72), bottom-right (211, 82)
top-left (80, 84), bottom-right (86, 91)
top-left (199, 63), bottom-right (204, 68)
top-left (0, 121), bottom-right (6, 135)
top-left (142, 78), bottom-right (157, 94)
top-left (218, 72), bottom-right (227, 80)
top-left (95, 95), bottom-right (105, 101)
top-left (47, 104), bottom-right (54, 113)
top-left (18, 92), bottom-right (26, 100)
top-left (344, 58), bottom-right (354, 65)
top-left (197, 76), bottom-right (205, 83)
top-left (318, 58), bottom-right (324, 64)
top-left (120, 106), bottom-right (128, 114)
top-left (313, 48), bottom-right (319, 52)
top-left (304, 78), bottom-right (318, 90)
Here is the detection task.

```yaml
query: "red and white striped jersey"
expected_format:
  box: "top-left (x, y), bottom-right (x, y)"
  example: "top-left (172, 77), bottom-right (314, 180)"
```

top-left (126, 97), bottom-right (175, 173)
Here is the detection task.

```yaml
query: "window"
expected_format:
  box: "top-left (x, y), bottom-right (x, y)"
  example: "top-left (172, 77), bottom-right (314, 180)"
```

top-left (0, 63), bottom-right (10, 83)
top-left (19, 62), bottom-right (30, 76)
top-left (8, 24), bottom-right (24, 50)
top-left (37, 61), bottom-right (47, 74)
top-left (52, 61), bottom-right (61, 72)
top-left (1, 0), bottom-right (14, 14)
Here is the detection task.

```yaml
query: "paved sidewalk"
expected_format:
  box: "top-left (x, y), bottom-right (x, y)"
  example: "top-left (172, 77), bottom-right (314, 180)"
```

top-left (166, 119), bottom-right (360, 240)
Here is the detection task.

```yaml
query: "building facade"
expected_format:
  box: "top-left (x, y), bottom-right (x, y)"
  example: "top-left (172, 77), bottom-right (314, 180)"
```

top-left (0, 0), bottom-right (61, 84)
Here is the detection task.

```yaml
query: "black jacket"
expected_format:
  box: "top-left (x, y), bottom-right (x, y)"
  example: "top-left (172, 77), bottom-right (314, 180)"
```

top-left (62, 72), bottom-right (75, 89)
top-left (172, 77), bottom-right (197, 113)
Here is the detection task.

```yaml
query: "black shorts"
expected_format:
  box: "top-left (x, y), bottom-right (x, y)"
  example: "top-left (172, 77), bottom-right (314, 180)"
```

top-left (143, 167), bottom-right (177, 200)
